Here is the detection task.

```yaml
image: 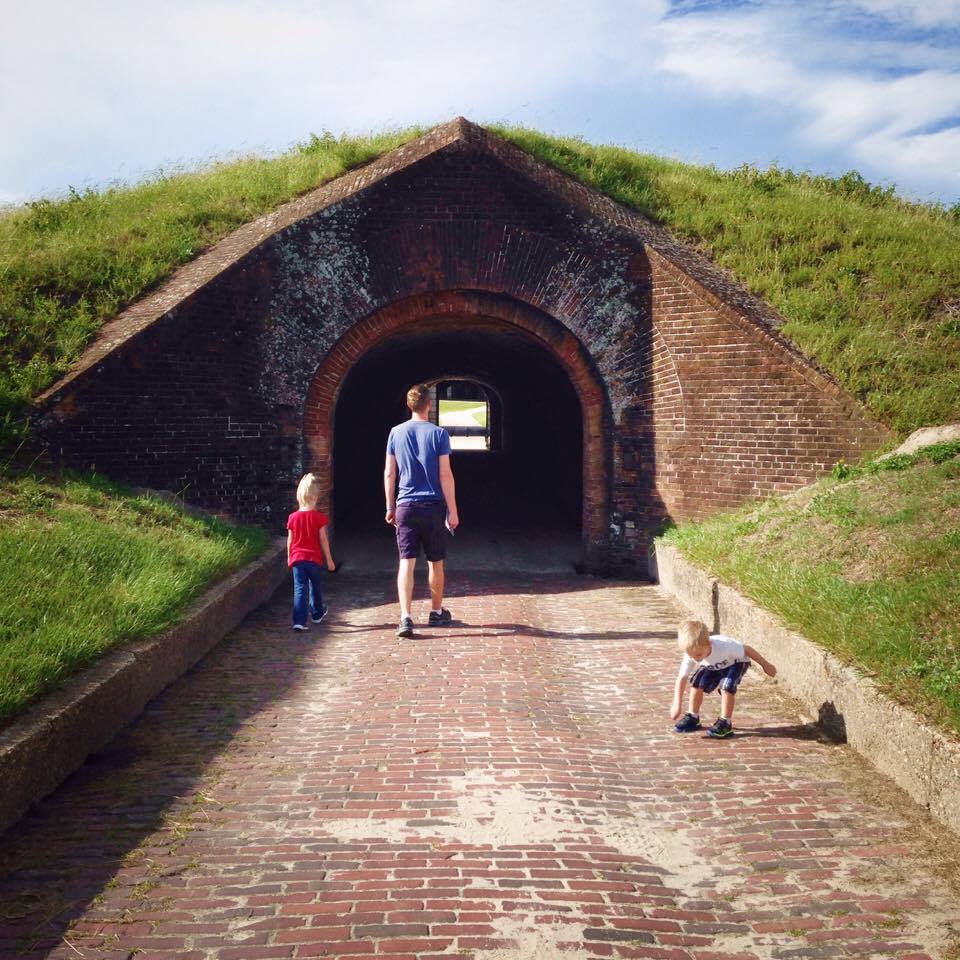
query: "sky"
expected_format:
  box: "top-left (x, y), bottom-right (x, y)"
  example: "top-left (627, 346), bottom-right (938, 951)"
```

top-left (2, 0), bottom-right (959, 207)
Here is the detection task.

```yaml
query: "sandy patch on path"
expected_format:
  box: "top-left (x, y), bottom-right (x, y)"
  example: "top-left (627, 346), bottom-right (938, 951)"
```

top-left (316, 768), bottom-right (719, 894)
top-left (598, 804), bottom-right (718, 892)
top-left (472, 916), bottom-right (591, 959)
top-left (321, 769), bottom-right (583, 847)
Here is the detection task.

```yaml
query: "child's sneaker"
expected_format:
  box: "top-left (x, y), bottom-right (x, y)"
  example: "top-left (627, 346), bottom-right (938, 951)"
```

top-left (674, 712), bottom-right (701, 733)
top-left (311, 605), bottom-right (328, 624)
top-left (707, 717), bottom-right (734, 738)
top-left (397, 616), bottom-right (414, 638)
top-left (428, 608), bottom-right (452, 626)
top-left (292, 624), bottom-right (308, 632)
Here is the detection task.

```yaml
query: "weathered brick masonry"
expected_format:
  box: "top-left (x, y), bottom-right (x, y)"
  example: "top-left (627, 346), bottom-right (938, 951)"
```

top-left (33, 118), bottom-right (890, 573)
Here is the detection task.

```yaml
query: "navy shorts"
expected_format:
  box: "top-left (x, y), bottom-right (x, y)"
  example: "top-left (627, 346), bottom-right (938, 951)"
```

top-left (395, 500), bottom-right (447, 561)
top-left (690, 661), bottom-right (750, 694)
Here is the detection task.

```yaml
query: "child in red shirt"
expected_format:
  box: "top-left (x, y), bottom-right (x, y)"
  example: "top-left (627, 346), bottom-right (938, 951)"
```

top-left (287, 473), bottom-right (336, 630)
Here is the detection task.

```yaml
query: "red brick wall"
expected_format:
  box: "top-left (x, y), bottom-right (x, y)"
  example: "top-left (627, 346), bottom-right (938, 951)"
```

top-left (33, 120), bottom-right (890, 575)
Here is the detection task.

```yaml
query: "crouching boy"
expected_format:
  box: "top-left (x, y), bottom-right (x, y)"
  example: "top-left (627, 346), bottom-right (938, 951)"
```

top-left (670, 620), bottom-right (776, 738)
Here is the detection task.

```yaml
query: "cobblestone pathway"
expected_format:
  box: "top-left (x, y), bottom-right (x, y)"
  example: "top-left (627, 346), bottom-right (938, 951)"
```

top-left (2, 574), bottom-right (959, 960)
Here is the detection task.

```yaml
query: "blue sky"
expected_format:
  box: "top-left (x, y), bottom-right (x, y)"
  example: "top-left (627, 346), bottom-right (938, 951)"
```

top-left (2, 0), bottom-right (959, 206)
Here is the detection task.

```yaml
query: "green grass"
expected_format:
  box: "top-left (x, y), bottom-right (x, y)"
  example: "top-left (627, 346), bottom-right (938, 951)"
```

top-left (2, 122), bottom-right (958, 445)
top-left (0, 128), bottom-right (422, 446)
top-left (494, 127), bottom-right (960, 435)
top-left (660, 440), bottom-right (960, 733)
top-left (0, 468), bottom-right (270, 724)
top-left (438, 399), bottom-right (488, 427)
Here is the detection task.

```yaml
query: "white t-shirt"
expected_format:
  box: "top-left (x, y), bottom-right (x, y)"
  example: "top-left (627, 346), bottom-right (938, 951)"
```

top-left (678, 634), bottom-right (749, 680)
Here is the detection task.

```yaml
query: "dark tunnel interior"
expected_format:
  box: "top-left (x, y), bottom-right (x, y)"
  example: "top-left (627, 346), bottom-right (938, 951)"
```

top-left (332, 316), bottom-right (583, 548)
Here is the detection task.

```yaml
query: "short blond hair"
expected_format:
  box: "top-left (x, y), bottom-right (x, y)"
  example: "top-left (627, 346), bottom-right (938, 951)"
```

top-left (678, 620), bottom-right (710, 656)
top-left (406, 384), bottom-right (431, 413)
top-left (296, 473), bottom-right (322, 509)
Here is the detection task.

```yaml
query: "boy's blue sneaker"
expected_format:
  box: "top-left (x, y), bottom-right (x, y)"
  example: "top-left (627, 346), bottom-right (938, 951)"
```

top-left (311, 605), bottom-right (328, 624)
top-left (707, 717), bottom-right (734, 738)
top-left (674, 712), bottom-right (701, 733)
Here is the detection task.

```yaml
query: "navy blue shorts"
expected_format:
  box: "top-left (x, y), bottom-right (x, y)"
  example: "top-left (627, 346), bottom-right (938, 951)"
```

top-left (690, 661), bottom-right (750, 694)
top-left (395, 500), bottom-right (447, 561)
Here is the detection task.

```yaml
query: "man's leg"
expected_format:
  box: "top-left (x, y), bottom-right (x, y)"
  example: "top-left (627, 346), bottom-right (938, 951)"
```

top-left (425, 502), bottom-right (450, 624)
top-left (427, 559), bottom-right (444, 611)
top-left (397, 558), bottom-right (416, 619)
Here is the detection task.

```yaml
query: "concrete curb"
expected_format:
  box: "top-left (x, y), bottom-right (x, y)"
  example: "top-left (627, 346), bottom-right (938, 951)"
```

top-left (0, 539), bottom-right (288, 835)
top-left (652, 540), bottom-right (960, 838)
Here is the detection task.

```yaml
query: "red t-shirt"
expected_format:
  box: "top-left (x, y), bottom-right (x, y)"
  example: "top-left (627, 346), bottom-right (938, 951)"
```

top-left (286, 508), bottom-right (329, 567)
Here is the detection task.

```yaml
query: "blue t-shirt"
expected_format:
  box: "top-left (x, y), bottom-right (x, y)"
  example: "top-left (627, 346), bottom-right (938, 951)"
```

top-left (387, 419), bottom-right (452, 504)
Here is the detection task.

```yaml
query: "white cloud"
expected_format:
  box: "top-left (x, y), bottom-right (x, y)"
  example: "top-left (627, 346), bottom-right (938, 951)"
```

top-left (0, 0), bottom-right (957, 201)
top-left (849, 0), bottom-right (960, 28)
top-left (656, 2), bottom-right (960, 195)
top-left (657, 12), bottom-right (800, 100)
top-left (805, 69), bottom-right (960, 145)
top-left (0, 0), bottom-right (669, 195)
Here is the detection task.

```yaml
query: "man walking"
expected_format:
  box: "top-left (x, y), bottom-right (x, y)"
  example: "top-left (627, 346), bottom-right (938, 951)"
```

top-left (385, 384), bottom-right (459, 638)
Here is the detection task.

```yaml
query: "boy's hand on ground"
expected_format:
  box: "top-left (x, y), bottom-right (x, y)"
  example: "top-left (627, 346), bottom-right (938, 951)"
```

top-left (764, 663), bottom-right (777, 677)
top-left (670, 701), bottom-right (682, 721)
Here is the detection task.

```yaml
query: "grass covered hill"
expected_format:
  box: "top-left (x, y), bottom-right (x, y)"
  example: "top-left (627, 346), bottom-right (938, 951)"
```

top-left (1, 123), bottom-right (959, 447)
top-left (0, 129), bottom-right (422, 447)
top-left (661, 439), bottom-right (960, 734)
top-left (497, 128), bottom-right (960, 437)
top-left (0, 468), bottom-right (268, 724)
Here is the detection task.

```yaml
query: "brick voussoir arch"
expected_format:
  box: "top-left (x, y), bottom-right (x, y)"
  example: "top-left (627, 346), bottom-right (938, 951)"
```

top-left (302, 290), bottom-right (610, 552)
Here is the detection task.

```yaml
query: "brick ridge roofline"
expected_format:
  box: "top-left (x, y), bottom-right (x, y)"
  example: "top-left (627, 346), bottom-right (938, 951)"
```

top-left (35, 116), bottom-right (866, 419)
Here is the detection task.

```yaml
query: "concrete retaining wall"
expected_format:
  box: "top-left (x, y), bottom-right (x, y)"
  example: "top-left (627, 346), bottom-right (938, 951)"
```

top-left (0, 540), bottom-right (287, 835)
top-left (652, 540), bottom-right (960, 837)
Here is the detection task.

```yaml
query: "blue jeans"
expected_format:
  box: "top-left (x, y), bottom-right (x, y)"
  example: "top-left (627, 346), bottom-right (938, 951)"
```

top-left (292, 561), bottom-right (325, 627)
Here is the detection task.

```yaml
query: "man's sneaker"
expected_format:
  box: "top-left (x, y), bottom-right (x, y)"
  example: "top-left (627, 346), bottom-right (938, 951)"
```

top-left (428, 608), bottom-right (453, 626)
top-left (292, 624), bottom-right (307, 632)
top-left (707, 717), bottom-right (734, 739)
top-left (311, 605), bottom-right (328, 624)
top-left (397, 616), bottom-right (414, 638)
top-left (674, 712), bottom-right (701, 733)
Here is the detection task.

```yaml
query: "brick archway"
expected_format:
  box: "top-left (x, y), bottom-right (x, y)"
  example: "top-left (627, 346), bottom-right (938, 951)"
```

top-left (302, 290), bottom-right (611, 561)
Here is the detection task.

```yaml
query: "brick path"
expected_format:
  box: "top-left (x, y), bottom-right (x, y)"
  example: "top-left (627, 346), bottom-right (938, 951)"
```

top-left (1, 574), bottom-right (959, 959)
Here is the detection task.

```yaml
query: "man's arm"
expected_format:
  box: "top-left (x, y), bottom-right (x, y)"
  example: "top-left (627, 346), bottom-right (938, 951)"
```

top-left (439, 454), bottom-right (458, 530)
top-left (384, 453), bottom-right (397, 525)
top-left (744, 644), bottom-right (777, 677)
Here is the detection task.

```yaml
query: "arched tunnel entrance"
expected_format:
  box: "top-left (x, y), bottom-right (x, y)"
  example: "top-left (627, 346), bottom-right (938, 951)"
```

top-left (325, 313), bottom-right (590, 573)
